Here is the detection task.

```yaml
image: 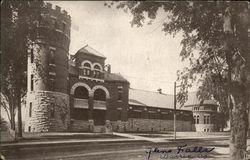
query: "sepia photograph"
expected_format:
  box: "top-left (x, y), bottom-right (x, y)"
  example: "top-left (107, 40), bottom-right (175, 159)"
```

top-left (1, 1), bottom-right (249, 160)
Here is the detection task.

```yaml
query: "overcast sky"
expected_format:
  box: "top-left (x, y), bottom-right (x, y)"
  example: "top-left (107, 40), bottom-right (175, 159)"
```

top-left (50, 1), bottom-right (191, 94)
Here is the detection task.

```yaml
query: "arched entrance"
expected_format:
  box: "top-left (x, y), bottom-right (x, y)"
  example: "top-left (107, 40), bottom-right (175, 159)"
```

top-left (93, 88), bottom-right (106, 125)
top-left (72, 86), bottom-right (89, 120)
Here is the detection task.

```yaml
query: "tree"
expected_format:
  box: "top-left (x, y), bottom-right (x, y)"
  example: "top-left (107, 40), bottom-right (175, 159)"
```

top-left (1, 1), bottom-right (44, 137)
top-left (108, 1), bottom-right (250, 160)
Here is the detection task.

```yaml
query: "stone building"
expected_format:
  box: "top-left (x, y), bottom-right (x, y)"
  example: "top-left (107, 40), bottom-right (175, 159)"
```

top-left (184, 92), bottom-right (219, 132)
top-left (24, 3), bottom-right (219, 133)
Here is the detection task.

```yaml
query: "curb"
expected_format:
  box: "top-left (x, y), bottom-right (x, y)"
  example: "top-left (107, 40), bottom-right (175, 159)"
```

top-left (1, 136), bottom-right (229, 149)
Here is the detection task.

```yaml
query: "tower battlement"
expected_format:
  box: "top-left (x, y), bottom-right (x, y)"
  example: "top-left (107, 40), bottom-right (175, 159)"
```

top-left (29, 2), bottom-right (71, 20)
top-left (25, 2), bottom-right (71, 132)
top-left (44, 3), bottom-right (71, 20)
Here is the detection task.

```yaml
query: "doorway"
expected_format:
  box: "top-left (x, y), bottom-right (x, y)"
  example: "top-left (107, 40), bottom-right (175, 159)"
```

top-left (93, 109), bottom-right (106, 125)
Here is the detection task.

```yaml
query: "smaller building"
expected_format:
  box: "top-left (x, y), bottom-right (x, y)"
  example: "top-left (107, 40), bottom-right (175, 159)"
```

top-left (184, 92), bottom-right (219, 132)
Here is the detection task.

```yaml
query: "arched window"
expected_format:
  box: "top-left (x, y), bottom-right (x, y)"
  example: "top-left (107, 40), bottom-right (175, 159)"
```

top-left (84, 63), bottom-right (91, 68)
top-left (74, 86), bottom-right (89, 99)
top-left (94, 65), bottom-right (101, 70)
top-left (94, 89), bottom-right (106, 101)
top-left (81, 61), bottom-right (92, 76)
top-left (93, 64), bottom-right (102, 78)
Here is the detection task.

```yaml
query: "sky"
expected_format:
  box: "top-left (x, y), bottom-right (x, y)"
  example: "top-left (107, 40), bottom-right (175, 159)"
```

top-left (50, 1), bottom-right (191, 94)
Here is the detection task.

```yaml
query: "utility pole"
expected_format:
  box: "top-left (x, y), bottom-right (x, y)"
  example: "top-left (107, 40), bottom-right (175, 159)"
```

top-left (174, 82), bottom-right (176, 140)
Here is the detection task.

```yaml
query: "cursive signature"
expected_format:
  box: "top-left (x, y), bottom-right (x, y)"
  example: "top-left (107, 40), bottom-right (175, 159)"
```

top-left (146, 144), bottom-right (214, 160)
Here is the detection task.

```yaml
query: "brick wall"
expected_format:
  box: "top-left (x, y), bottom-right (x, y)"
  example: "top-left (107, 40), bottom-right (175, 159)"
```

top-left (69, 77), bottom-right (129, 121)
top-left (25, 91), bottom-right (70, 132)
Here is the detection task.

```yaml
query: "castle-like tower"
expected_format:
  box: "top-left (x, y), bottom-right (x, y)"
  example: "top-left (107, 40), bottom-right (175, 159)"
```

top-left (25, 3), bottom-right (71, 132)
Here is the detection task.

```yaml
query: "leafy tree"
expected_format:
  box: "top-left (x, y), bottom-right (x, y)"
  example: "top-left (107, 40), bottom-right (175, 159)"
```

top-left (107, 1), bottom-right (250, 160)
top-left (1, 1), bottom-right (44, 137)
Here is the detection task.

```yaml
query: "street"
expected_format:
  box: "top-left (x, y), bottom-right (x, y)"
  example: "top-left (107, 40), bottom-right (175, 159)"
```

top-left (2, 137), bottom-right (230, 160)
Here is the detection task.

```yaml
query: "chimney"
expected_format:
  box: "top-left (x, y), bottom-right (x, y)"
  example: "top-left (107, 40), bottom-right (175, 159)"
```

top-left (106, 64), bottom-right (111, 73)
top-left (157, 88), bottom-right (162, 94)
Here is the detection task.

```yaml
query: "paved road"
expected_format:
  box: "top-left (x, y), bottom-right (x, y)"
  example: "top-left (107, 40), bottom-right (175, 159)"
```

top-left (2, 137), bottom-right (230, 160)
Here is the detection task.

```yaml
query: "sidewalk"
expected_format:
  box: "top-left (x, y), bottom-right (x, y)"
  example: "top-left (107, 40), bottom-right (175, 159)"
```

top-left (1, 132), bottom-right (230, 148)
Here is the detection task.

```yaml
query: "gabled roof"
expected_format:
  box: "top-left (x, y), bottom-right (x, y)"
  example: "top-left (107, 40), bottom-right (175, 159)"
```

top-left (129, 89), bottom-right (218, 110)
top-left (129, 88), bottom-right (184, 110)
top-left (76, 45), bottom-right (106, 59)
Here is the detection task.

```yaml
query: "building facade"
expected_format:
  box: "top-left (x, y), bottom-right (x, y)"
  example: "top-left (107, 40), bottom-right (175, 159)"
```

top-left (183, 92), bottom-right (219, 132)
top-left (24, 3), bottom-right (219, 133)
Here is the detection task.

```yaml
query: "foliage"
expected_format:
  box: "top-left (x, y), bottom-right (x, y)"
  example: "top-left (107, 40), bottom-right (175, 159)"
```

top-left (107, 0), bottom-right (249, 126)
top-left (107, 2), bottom-right (249, 159)
top-left (1, 1), bottom-right (44, 132)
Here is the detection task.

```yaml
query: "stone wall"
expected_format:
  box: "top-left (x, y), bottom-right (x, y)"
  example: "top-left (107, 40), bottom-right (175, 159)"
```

top-left (25, 91), bottom-right (69, 132)
top-left (108, 118), bottom-right (193, 133)
top-left (193, 124), bottom-right (218, 132)
top-left (110, 120), bottom-right (129, 132)
top-left (69, 118), bottom-right (193, 133)
top-left (125, 118), bottom-right (193, 132)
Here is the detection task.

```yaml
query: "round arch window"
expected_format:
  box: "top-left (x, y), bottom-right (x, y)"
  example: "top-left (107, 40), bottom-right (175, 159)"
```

top-left (74, 86), bottom-right (89, 99)
top-left (94, 89), bottom-right (106, 101)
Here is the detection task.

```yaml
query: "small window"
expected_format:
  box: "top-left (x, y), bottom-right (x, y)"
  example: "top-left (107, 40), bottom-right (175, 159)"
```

top-left (133, 111), bottom-right (141, 118)
top-left (49, 48), bottom-right (55, 65)
top-left (51, 18), bottom-right (57, 29)
top-left (29, 102), bottom-right (32, 117)
top-left (31, 74), bottom-right (34, 91)
top-left (28, 126), bottom-right (31, 132)
top-left (207, 115), bottom-right (210, 124)
top-left (30, 48), bottom-right (34, 63)
top-left (118, 87), bottom-right (123, 101)
top-left (118, 92), bottom-right (122, 101)
top-left (197, 115), bottom-right (200, 124)
top-left (49, 75), bottom-right (55, 91)
top-left (62, 22), bottom-right (66, 32)
top-left (51, 103), bottom-right (55, 118)
top-left (86, 69), bottom-right (90, 76)
top-left (204, 116), bottom-right (207, 124)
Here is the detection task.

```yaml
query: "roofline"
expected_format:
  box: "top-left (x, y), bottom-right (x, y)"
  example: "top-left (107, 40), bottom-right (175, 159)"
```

top-left (128, 103), bottom-right (192, 112)
top-left (75, 50), bottom-right (106, 59)
top-left (75, 44), bottom-right (106, 59)
top-left (129, 88), bottom-right (173, 96)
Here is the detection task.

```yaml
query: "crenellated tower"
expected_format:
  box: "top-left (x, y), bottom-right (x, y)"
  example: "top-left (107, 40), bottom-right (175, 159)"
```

top-left (25, 2), bottom-right (71, 132)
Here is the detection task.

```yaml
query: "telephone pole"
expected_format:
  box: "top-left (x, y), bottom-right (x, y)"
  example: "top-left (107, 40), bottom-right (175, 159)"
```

top-left (174, 82), bottom-right (176, 140)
